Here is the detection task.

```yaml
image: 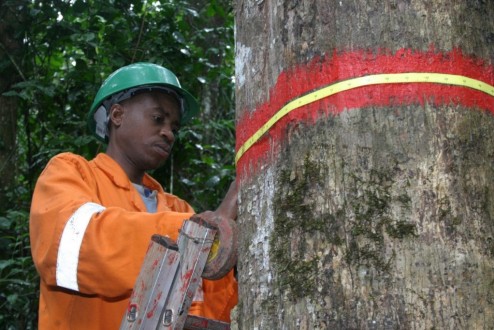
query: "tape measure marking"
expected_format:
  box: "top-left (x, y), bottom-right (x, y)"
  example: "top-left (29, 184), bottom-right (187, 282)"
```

top-left (235, 72), bottom-right (494, 164)
top-left (207, 237), bottom-right (220, 263)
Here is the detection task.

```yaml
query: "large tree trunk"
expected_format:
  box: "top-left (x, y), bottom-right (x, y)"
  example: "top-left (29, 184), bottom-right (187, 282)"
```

top-left (234, 1), bottom-right (494, 329)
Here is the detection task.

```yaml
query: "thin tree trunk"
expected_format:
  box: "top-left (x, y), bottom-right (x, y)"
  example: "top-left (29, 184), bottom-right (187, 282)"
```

top-left (0, 4), bottom-right (22, 210)
top-left (234, 1), bottom-right (494, 329)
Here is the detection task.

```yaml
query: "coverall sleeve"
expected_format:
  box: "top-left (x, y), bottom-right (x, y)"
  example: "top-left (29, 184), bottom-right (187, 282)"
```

top-left (30, 154), bottom-right (194, 299)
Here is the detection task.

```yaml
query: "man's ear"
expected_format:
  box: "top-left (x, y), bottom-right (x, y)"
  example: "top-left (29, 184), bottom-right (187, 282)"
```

top-left (109, 104), bottom-right (124, 127)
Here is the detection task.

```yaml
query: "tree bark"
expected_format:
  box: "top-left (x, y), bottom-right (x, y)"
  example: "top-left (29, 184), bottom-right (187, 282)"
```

top-left (234, 1), bottom-right (494, 329)
top-left (0, 2), bottom-right (22, 210)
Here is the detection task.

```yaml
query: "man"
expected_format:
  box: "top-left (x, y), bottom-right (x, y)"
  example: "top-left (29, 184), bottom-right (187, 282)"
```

top-left (29, 62), bottom-right (238, 329)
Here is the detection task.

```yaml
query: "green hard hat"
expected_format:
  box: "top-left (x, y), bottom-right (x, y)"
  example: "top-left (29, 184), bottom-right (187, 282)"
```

top-left (87, 62), bottom-right (200, 142)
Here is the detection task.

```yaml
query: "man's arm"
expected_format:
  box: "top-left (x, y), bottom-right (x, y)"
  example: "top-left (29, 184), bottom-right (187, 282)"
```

top-left (214, 180), bottom-right (238, 220)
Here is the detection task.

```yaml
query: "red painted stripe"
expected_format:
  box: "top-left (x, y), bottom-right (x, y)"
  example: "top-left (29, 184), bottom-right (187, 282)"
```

top-left (236, 48), bottom-right (494, 176)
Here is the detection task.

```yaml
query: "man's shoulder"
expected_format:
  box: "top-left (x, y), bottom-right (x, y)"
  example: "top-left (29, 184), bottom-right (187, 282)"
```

top-left (41, 152), bottom-right (98, 180)
top-left (51, 151), bottom-right (89, 162)
top-left (47, 152), bottom-right (92, 169)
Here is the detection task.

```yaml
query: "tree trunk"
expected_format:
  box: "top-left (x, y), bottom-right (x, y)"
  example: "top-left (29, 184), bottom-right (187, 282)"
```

top-left (234, 1), bottom-right (494, 329)
top-left (0, 3), bottom-right (22, 210)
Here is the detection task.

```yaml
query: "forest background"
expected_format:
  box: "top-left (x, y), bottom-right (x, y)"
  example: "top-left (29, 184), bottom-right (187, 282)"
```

top-left (0, 1), bottom-right (235, 328)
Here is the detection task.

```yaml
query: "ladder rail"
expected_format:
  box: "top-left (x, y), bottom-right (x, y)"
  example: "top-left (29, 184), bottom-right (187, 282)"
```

top-left (120, 235), bottom-right (180, 330)
top-left (160, 217), bottom-right (217, 329)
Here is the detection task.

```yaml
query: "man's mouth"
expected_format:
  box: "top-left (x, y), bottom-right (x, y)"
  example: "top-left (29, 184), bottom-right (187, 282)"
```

top-left (154, 143), bottom-right (171, 157)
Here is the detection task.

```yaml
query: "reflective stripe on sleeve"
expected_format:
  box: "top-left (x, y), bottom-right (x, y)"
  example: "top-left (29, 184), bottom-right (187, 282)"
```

top-left (56, 202), bottom-right (106, 291)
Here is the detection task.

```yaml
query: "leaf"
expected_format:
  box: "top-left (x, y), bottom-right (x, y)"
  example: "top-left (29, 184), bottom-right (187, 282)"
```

top-left (180, 178), bottom-right (195, 186)
top-left (1, 90), bottom-right (21, 97)
top-left (0, 259), bottom-right (15, 272)
top-left (180, 48), bottom-right (191, 56)
top-left (205, 175), bottom-right (220, 187)
top-left (172, 31), bottom-right (186, 44)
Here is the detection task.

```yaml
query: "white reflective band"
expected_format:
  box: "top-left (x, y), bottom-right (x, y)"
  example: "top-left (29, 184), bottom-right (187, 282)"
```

top-left (56, 202), bottom-right (106, 291)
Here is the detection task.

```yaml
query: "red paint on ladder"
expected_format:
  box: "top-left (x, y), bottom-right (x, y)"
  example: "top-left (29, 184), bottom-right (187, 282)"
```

top-left (235, 47), bottom-right (494, 177)
top-left (167, 253), bottom-right (177, 265)
top-left (146, 291), bottom-right (162, 318)
top-left (180, 269), bottom-right (194, 293)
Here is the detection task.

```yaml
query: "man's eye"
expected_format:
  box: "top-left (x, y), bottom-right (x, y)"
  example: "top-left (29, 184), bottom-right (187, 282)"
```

top-left (172, 128), bottom-right (179, 136)
top-left (153, 115), bottom-right (164, 123)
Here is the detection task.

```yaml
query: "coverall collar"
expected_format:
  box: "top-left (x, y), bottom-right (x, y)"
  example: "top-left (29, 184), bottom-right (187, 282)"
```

top-left (93, 153), bottom-right (164, 193)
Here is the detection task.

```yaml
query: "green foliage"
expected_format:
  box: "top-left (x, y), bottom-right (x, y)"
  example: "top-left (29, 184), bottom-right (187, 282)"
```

top-left (0, 210), bottom-right (38, 330)
top-left (158, 117), bottom-right (236, 211)
top-left (0, 0), bottom-right (235, 327)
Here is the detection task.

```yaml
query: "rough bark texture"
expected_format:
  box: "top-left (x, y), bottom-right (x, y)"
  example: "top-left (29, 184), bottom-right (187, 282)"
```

top-left (234, 1), bottom-right (494, 329)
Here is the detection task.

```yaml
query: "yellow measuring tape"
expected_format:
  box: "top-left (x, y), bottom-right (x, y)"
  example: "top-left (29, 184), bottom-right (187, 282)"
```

top-left (235, 72), bottom-right (494, 164)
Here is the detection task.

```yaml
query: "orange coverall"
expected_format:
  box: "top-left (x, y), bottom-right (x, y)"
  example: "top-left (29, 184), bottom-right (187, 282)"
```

top-left (30, 152), bottom-right (237, 329)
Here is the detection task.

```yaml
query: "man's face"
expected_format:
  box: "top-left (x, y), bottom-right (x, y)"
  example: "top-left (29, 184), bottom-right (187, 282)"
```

top-left (108, 91), bottom-right (181, 174)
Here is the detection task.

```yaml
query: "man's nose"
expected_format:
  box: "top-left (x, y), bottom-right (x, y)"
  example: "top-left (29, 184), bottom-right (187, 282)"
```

top-left (160, 125), bottom-right (175, 143)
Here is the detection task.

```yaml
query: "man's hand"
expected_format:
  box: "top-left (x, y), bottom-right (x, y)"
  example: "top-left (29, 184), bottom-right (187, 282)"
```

top-left (195, 180), bottom-right (238, 279)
